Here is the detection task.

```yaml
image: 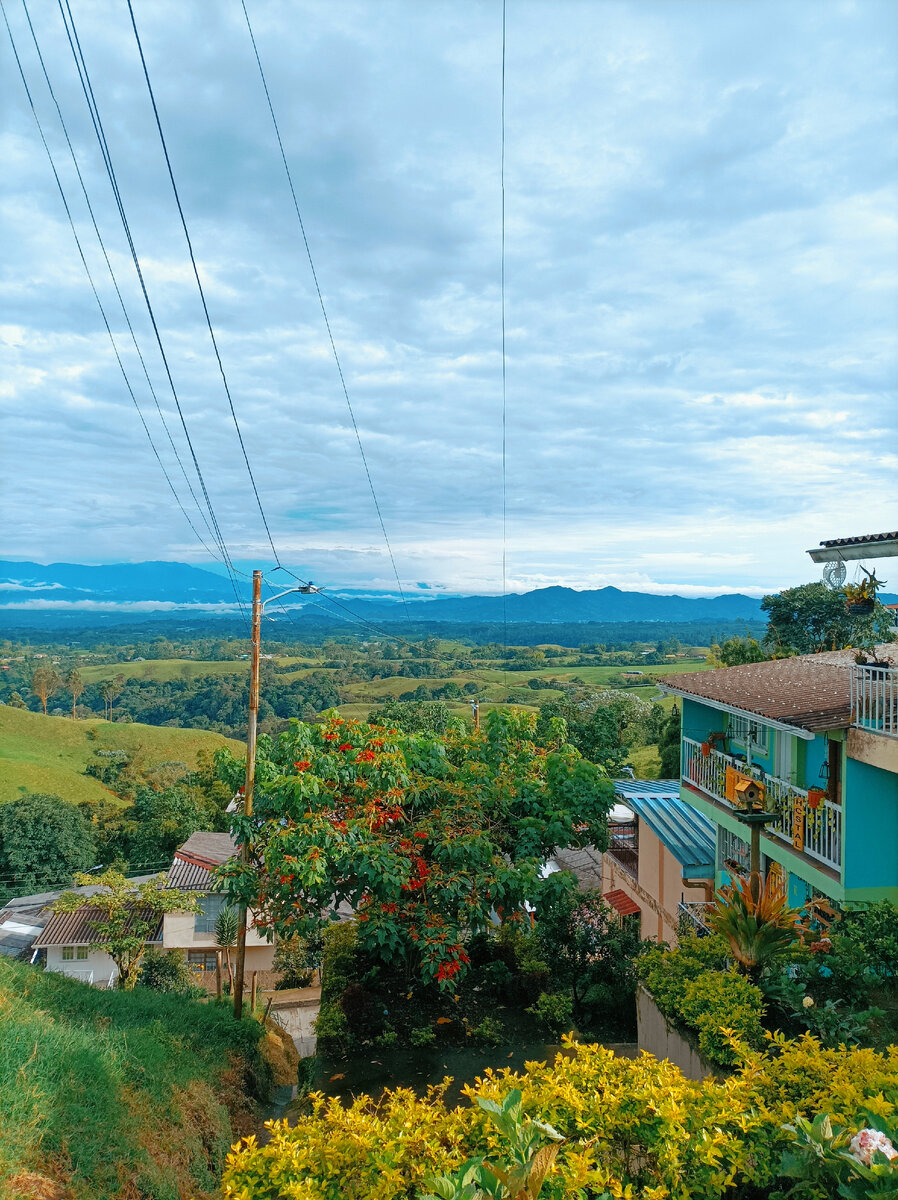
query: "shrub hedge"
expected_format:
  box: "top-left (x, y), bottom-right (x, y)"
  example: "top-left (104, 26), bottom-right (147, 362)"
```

top-left (221, 1035), bottom-right (898, 1199)
top-left (637, 933), bottom-right (765, 1067)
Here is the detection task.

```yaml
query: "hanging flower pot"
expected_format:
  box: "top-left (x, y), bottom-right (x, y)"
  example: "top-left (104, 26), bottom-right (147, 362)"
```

top-left (807, 787), bottom-right (825, 810)
top-left (701, 741), bottom-right (711, 757)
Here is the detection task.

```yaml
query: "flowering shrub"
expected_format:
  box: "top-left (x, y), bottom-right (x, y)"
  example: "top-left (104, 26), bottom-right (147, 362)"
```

top-left (216, 709), bottom-right (613, 991)
top-left (220, 1037), bottom-right (898, 1199)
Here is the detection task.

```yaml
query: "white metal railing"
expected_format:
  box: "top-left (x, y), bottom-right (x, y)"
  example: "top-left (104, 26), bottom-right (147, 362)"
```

top-left (677, 901), bottom-right (711, 938)
top-left (851, 664), bottom-right (898, 739)
top-left (683, 738), bottom-right (841, 872)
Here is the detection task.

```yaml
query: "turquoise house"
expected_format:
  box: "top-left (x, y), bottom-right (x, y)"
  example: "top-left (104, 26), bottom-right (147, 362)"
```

top-left (660, 648), bottom-right (898, 908)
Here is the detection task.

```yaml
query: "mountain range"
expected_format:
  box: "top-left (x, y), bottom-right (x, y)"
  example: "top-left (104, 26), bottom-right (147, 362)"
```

top-left (2, 560), bottom-right (893, 629)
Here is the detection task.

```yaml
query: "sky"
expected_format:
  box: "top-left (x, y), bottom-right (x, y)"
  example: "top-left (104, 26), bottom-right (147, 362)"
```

top-left (1, 0), bottom-right (896, 599)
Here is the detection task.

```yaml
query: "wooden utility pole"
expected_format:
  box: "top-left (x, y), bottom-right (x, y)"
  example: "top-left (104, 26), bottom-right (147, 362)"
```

top-left (234, 570), bottom-right (262, 1019)
top-left (233, 570), bottom-right (317, 1019)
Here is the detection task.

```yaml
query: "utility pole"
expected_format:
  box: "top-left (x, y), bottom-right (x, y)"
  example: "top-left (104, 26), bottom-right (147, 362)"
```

top-left (233, 570), bottom-right (317, 1019)
top-left (470, 699), bottom-right (480, 730)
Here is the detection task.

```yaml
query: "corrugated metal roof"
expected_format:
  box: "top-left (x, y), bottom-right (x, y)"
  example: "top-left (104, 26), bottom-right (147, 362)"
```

top-left (0, 876), bottom-right (160, 958)
top-left (614, 779), bottom-right (715, 877)
top-left (166, 857), bottom-right (214, 890)
top-left (821, 531), bottom-right (898, 547)
top-left (34, 905), bottom-right (162, 948)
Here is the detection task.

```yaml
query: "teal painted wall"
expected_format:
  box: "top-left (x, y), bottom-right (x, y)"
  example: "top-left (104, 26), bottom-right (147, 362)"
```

top-left (843, 757), bottom-right (898, 894)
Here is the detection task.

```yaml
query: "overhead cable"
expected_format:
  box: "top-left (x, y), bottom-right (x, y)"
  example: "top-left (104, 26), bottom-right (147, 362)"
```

top-left (53, 0), bottom-right (247, 621)
top-left (17, 0), bottom-right (220, 557)
top-left (125, 0), bottom-right (282, 570)
top-left (239, 0), bottom-right (412, 622)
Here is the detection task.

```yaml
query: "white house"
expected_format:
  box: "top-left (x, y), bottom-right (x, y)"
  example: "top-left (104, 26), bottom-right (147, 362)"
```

top-left (33, 831), bottom-right (275, 986)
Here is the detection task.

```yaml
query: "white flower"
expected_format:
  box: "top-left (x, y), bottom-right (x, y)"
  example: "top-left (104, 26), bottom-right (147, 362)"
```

top-left (802, 995), bottom-right (814, 1009)
top-left (849, 1128), bottom-right (898, 1167)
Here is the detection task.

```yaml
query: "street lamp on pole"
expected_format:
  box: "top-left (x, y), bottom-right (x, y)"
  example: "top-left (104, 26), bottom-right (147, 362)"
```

top-left (233, 570), bottom-right (317, 1019)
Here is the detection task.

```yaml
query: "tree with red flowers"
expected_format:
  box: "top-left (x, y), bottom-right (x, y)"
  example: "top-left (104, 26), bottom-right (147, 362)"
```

top-left (215, 708), bottom-right (613, 991)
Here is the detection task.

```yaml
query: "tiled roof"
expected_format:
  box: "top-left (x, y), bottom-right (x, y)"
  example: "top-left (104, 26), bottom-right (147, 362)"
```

top-left (821, 531), bottom-right (898, 548)
top-left (659, 647), bottom-right (896, 733)
top-left (604, 889), bottom-right (640, 917)
top-left (165, 832), bottom-right (237, 891)
top-left (614, 780), bottom-right (715, 877)
top-left (176, 832), bottom-right (236, 864)
top-left (0, 876), bottom-right (159, 958)
top-left (34, 905), bottom-right (162, 948)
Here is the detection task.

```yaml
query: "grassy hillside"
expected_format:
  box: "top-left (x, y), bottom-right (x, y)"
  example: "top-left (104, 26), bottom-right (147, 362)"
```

top-left (0, 957), bottom-right (266, 1200)
top-left (0, 707), bottom-right (243, 805)
top-left (79, 658), bottom-right (249, 684)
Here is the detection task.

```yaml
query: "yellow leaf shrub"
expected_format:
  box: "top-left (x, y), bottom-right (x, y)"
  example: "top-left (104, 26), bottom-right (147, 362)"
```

top-left (220, 1037), bottom-right (898, 1200)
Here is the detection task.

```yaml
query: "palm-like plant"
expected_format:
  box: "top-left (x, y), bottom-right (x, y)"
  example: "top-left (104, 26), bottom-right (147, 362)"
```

top-left (214, 906), bottom-right (239, 990)
top-left (707, 872), bottom-right (800, 980)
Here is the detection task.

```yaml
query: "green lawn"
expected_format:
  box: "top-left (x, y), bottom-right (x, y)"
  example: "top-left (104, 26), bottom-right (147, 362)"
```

top-left (79, 658), bottom-right (250, 684)
top-left (0, 706), bottom-right (243, 805)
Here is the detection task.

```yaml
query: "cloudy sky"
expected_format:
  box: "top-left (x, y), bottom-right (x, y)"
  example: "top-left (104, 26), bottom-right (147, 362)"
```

top-left (1, 0), bottom-right (896, 598)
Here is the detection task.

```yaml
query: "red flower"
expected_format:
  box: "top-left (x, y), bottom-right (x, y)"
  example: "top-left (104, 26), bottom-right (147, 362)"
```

top-left (338, 743), bottom-right (354, 753)
top-left (368, 738), bottom-right (385, 747)
top-left (414, 831), bottom-right (428, 840)
top-left (322, 732), bottom-right (337, 741)
top-left (294, 760), bottom-right (311, 772)
top-left (355, 749), bottom-right (376, 762)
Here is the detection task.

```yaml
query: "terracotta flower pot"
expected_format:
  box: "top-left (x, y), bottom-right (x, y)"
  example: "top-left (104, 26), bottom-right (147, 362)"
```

top-left (807, 788), bottom-right (825, 810)
top-left (701, 741), bottom-right (711, 757)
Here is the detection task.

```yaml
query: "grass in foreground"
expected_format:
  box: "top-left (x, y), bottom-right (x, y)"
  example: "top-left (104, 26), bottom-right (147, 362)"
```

top-left (0, 957), bottom-right (268, 1200)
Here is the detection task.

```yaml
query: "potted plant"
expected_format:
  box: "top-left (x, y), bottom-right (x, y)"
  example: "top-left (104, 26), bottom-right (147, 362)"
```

top-left (807, 787), bottom-right (826, 810)
top-left (843, 569), bottom-right (885, 616)
top-left (701, 741), bottom-right (711, 757)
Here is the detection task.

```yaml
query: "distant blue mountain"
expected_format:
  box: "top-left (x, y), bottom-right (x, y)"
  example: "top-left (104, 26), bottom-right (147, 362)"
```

top-left (2, 561), bottom-right (892, 628)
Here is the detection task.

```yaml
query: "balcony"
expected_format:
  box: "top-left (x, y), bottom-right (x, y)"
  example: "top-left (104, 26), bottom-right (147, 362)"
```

top-left (682, 738), bottom-right (842, 874)
top-left (606, 819), bottom-right (638, 879)
top-left (851, 663), bottom-right (898, 739)
top-left (677, 900), bottom-right (711, 938)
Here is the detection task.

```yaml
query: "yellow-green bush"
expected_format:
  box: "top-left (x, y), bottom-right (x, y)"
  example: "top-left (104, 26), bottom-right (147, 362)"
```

top-left (220, 1035), bottom-right (898, 1199)
top-left (637, 934), bottom-right (765, 1067)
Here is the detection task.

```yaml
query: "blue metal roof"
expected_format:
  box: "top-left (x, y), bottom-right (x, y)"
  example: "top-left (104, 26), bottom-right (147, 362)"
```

top-left (613, 779), bottom-right (715, 877)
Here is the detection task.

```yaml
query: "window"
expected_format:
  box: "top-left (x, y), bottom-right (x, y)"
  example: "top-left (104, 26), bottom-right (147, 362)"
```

top-left (187, 950), bottom-right (219, 971)
top-left (61, 946), bottom-right (73, 961)
top-left (61, 946), bottom-right (89, 960)
top-left (194, 894), bottom-right (228, 934)
top-left (729, 714), bottom-right (769, 755)
top-left (718, 826), bottom-right (750, 873)
top-left (77, 947), bottom-right (88, 961)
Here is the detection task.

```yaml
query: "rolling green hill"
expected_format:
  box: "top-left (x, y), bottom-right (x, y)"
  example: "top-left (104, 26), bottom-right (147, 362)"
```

top-left (0, 706), bottom-right (243, 805)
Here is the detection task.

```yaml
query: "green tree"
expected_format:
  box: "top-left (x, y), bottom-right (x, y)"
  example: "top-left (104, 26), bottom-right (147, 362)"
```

top-left (6, 691), bottom-right (26, 709)
top-left (216, 709), bottom-right (613, 992)
top-left (127, 784), bottom-right (206, 865)
top-left (0, 792), bottom-right (96, 892)
top-left (66, 668), bottom-right (85, 719)
top-left (31, 664), bottom-right (62, 715)
top-left (138, 946), bottom-right (193, 992)
top-left (658, 705), bottom-right (682, 778)
top-left (52, 869), bottom-right (201, 990)
top-left (709, 637), bottom-right (769, 667)
top-left (761, 582), bottom-right (894, 656)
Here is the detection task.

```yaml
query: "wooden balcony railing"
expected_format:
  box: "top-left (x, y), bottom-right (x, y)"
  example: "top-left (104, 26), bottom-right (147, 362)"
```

top-left (682, 737), bottom-right (841, 873)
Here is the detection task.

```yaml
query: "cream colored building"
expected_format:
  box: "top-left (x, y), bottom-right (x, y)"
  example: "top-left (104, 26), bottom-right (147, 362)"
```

top-left (555, 780), bottom-right (715, 944)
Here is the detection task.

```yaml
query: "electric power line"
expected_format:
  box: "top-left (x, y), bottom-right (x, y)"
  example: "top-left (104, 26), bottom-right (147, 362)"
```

top-left (500, 0), bottom-right (509, 685)
top-left (125, 0), bottom-right (282, 572)
top-left (14, 0), bottom-right (221, 564)
top-left (53, 0), bottom-right (247, 623)
top-left (239, 0), bottom-right (412, 623)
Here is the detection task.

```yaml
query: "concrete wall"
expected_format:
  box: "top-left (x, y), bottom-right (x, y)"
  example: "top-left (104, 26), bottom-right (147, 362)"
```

top-left (842, 756), bottom-right (898, 902)
top-left (46, 946), bottom-right (118, 987)
top-left (636, 985), bottom-right (715, 1081)
top-left (163, 909), bottom-right (275, 969)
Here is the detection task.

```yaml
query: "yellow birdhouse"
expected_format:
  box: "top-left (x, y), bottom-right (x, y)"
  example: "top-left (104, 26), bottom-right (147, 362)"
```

top-left (733, 776), bottom-right (766, 810)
